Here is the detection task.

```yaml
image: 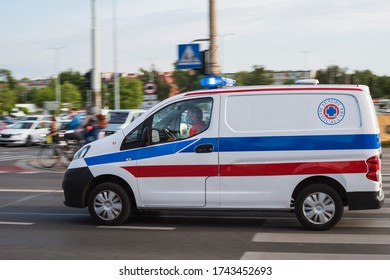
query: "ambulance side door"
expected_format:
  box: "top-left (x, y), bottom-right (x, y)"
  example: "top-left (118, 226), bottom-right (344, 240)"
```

top-left (125, 96), bottom-right (219, 207)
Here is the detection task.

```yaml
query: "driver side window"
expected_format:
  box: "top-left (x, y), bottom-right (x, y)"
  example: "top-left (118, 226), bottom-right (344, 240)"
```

top-left (121, 97), bottom-right (213, 150)
top-left (150, 97), bottom-right (213, 146)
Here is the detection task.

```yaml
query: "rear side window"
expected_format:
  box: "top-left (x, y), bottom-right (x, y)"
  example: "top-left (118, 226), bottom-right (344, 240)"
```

top-left (225, 94), bottom-right (361, 132)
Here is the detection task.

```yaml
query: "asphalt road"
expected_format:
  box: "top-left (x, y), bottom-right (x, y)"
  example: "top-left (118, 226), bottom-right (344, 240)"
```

top-left (0, 146), bottom-right (389, 260)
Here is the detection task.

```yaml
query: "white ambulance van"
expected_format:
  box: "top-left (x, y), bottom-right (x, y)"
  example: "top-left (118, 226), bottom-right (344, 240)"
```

top-left (62, 77), bottom-right (384, 230)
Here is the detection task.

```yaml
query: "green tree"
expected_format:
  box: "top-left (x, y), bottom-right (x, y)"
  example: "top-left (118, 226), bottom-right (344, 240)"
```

top-left (234, 65), bottom-right (273, 86)
top-left (61, 81), bottom-right (82, 108)
top-left (376, 76), bottom-right (390, 98)
top-left (172, 69), bottom-right (203, 93)
top-left (349, 70), bottom-right (381, 98)
top-left (29, 83), bottom-right (55, 108)
top-left (0, 69), bottom-right (17, 90)
top-left (315, 66), bottom-right (347, 84)
top-left (0, 88), bottom-right (16, 114)
top-left (60, 70), bottom-right (88, 106)
top-left (119, 77), bottom-right (143, 109)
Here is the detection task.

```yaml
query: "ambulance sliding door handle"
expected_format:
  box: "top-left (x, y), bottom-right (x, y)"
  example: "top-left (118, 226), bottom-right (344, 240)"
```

top-left (195, 144), bottom-right (213, 153)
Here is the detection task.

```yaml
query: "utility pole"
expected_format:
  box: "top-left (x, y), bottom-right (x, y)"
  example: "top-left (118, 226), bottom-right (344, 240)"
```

top-left (112, 0), bottom-right (120, 109)
top-left (209, 0), bottom-right (220, 75)
top-left (91, 0), bottom-right (102, 110)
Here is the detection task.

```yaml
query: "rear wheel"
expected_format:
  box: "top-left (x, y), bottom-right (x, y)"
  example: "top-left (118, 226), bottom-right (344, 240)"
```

top-left (88, 182), bottom-right (132, 226)
top-left (295, 183), bottom-right (343, 231)
top-left (37, 145), bottom-right (58, 168)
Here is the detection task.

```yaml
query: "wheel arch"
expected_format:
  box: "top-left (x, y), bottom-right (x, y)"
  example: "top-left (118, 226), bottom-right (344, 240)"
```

top-left (83, 174), bottom-right (137, 210)
top-left (291, 176), bottom-right (348, 207)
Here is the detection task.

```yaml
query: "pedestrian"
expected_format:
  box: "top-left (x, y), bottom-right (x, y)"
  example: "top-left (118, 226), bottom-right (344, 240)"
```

top-left (81, 107), bottom-right (99, 142)
top-left (64, 108), bottom-right (83, 144)
top-left (49, 115), bottom-right (59, 144)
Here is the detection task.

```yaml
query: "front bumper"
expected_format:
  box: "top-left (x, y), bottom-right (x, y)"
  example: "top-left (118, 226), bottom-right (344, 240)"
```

top-left (62, 167), bottom-right (94, 208)
top-left (0, 138), bottom-right (26, 145)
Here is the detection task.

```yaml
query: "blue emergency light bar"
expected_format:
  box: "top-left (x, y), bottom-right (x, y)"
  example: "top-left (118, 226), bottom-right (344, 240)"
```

top-left (201, 76), bottom-right (237, 89)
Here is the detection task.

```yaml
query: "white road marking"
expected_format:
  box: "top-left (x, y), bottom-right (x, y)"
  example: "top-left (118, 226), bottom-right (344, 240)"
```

top-left (251, 232), bottom-right (390, 244)
top-left (241, 252), bottom-right (390, 260)
top-left (0, 189), bottom-right (63, 193)
top-left (98, 226), bottom-right (176, 231)
top-left (0, 221), bottom-right (34, 226)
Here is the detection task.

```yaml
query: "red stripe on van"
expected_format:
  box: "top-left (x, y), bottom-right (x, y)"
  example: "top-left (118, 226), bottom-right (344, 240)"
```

top-left (121, 160), bottom-right (367, 178)
top-left (220, 160), bottom-right (367, 176)
top-left (122, 165), bottom-right (219, 177)
top-left (185, 87), bottom-right (364, 96)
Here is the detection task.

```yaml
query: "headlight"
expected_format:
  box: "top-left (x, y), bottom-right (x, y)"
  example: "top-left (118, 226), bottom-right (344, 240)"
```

top-left (74, 145), bottom-right (90, 160)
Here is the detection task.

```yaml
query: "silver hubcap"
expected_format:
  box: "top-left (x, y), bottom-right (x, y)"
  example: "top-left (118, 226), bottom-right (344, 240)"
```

top-left (303, 192), bottom-right (335, 224)
top-left (94, 190), bottom-right (122, 221)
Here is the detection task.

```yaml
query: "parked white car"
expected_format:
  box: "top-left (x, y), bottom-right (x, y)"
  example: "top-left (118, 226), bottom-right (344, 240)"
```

top-left (102, 109), bottom-right (145, 136)
top-left (0, 121), bottom-right (51, 146)
top-left (20, 115), bottom-right (53, 121)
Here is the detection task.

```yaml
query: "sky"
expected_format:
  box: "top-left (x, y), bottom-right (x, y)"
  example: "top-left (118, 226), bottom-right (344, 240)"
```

top-left (0, 0), bottom-right (389, 80)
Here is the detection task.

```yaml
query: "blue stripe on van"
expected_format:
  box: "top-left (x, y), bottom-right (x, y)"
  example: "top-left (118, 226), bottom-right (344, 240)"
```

top-left (179, 134), bottom-right (380, 153)
top-left (218, 134), bottom-right (380, 152)
top-left (85, 138), bottom-right (197, 166)
top-left (84, 134), bottom-right (380, 166)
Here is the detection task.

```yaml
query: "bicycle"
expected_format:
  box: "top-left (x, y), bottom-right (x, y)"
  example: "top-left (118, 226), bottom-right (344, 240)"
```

top-left (38, 135), bottom-right (80, 168)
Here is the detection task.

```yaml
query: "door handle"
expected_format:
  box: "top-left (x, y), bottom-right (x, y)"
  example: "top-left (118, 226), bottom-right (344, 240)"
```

top-left (195, 144), bottom-right (213, 153)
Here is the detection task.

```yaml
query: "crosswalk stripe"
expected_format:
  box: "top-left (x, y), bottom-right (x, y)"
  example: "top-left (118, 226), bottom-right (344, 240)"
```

top-left (346, 207), bottom-right (390, 214)
top-left (338, 218), bottom-right (390, 227)
top-left (0, 155), bottom-right (35, 162)
top-left (0, 221), bottom-right (34, 226)
top-left (241, 252), bottom-right (390, 260)
top-left (251, 232), bottom-right (390, 244)
top-left (98, 226), bottom-right (176, 231)
top-left (0, 189), bottom-right (62, 193)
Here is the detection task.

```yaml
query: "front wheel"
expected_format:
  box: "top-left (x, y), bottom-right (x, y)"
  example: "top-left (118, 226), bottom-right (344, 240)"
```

top-left (37, 145), bottom-right (58, 168)
top-left (25, 135), bottom-right (32, 147)
top-left (295, 183), bottom-right (343, 231)
top-left (88, 182), bottom-right (132, 226)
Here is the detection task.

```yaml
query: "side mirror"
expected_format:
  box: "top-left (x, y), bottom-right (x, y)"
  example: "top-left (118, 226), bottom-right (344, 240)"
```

top-left (180, 123), bottom-right (189, 139)
top-left (152, 129), bottom-right (160, 143)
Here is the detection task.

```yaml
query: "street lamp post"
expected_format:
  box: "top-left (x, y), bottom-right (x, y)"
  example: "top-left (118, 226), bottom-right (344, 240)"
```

top-left (49, 46), bottom-right (66, 112)
top-left (299, 50), bottom-right (315, 70)
top-left (91, 0), bottom-right (102, 110)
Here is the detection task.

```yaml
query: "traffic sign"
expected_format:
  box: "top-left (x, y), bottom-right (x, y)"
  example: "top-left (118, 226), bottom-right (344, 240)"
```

top-left (143, 82), bottom-right (157, 94)
top-left (143, 94), bottom-right (157, 101)
top-left (142, 100), bottom-right (159, 109)
top-left (177, 44), bottom-right (202, 69)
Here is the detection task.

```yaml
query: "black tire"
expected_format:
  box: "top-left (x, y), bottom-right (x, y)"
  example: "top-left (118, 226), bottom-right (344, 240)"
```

top-left (59, 144), bottom-right (75, 167)
top-left (88, 182), bottom-right (132, 226)
top-left (37, 145), bottom-right (58, 168)
top-left (295, 183), bottom-right (344, 231)
top-left (25, 135), bottom-right (32, 147)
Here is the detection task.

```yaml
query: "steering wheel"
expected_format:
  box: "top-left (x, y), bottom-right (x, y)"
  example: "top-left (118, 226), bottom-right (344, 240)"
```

top-left (164, 128), bottom-right (177, 141)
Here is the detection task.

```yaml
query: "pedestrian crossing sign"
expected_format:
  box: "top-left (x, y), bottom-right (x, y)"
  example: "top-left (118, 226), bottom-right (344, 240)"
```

top-left (177, 43), bottom-right (202, 69)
